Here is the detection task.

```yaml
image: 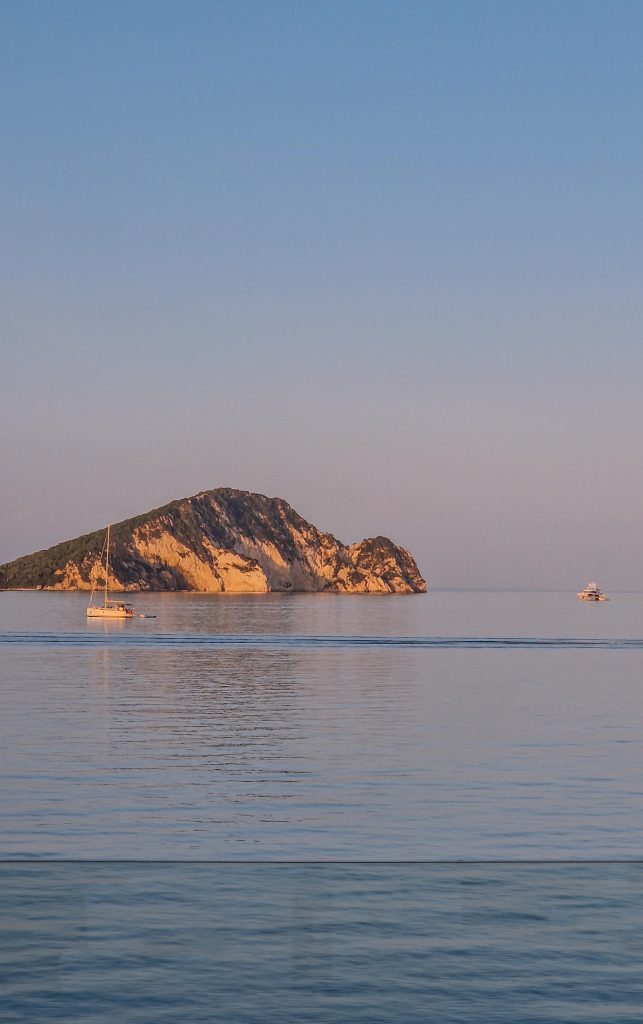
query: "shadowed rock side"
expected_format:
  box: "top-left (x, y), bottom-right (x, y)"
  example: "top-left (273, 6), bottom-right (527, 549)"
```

top-left (0, 488), bottom-right (427, 594)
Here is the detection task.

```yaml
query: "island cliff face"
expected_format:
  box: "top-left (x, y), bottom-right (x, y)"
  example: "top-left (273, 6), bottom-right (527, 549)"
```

top-left (0, 488), bottom-right (427, 594)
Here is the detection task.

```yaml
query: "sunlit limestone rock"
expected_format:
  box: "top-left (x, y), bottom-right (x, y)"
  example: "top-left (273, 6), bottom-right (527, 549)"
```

top-left (0, 488), bottom-right (427, 594)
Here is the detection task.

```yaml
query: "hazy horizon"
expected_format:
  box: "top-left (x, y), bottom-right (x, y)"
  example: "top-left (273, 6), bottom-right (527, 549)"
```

top-left (3, 1), bottom-right (643, 589)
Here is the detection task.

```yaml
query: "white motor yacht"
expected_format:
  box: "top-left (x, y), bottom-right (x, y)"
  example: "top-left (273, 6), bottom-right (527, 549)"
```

top-left (577, 581), bottom-right (608, 602)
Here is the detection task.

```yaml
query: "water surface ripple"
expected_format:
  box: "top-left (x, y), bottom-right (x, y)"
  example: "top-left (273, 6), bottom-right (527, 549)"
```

top-left (3, 863), bottom-right (643, 1023)
top-left (3, 630), bottom-right (643, 650)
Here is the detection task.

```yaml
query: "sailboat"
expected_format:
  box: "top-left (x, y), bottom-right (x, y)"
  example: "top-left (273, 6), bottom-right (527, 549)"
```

top-left (86, 524), bottom-right (135, 618)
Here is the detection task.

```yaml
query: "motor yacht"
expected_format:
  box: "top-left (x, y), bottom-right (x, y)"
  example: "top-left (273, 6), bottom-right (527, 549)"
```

top-left (577, 581), bottom-right (608, 602)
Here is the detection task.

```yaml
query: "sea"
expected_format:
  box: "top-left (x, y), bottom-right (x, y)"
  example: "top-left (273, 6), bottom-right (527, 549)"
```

top-left (2, 590), bottom-right (643, 1021)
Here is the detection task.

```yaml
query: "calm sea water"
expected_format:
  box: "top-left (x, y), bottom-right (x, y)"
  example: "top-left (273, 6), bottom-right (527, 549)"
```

top-left (2, 589), bottom-right (643, 858)
top-left (3, 590), bottom-right (643, 1021)
top-left (3, 863), bottom-right (643, 1023)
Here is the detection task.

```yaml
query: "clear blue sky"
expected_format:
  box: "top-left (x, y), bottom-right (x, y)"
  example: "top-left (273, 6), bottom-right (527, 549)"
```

top-left (2, 1), bottom-right (642, 587)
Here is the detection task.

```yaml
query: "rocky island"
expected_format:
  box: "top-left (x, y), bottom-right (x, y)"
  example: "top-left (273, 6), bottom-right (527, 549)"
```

top-left (0, 488), bottom-right (426, 594)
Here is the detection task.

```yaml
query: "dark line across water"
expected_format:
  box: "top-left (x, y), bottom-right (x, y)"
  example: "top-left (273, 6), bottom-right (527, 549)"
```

top-left (2, 632), bottom-right (643, 650)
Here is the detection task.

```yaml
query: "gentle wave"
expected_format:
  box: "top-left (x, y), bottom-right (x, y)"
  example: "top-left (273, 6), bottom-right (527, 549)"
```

top-left (5, 864), bottom-right (643, 1023)
top-left (2, 631), bottom-right (643, 650)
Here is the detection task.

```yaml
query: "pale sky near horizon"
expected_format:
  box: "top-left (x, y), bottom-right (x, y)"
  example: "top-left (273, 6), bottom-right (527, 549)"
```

top-left (2, 1), bottom-right (643, 588)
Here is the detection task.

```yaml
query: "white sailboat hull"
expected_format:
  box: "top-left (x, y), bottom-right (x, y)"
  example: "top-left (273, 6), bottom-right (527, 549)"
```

top-left (87, 605), bottom-right (135, 618)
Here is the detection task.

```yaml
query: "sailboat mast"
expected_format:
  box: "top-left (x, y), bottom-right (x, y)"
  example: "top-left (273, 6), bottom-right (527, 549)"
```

top-left (104, 523), bottom-right (110, 607)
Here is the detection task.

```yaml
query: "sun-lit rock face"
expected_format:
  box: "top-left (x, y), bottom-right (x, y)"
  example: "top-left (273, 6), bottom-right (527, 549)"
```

top-left (0, 488), bottom-right (427, 594)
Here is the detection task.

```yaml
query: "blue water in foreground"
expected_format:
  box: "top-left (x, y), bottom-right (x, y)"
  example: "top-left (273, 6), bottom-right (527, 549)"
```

top-left (3, 591), bottom-right (643, 1020)
top-left (4, 863), bottom-right (643, 1023)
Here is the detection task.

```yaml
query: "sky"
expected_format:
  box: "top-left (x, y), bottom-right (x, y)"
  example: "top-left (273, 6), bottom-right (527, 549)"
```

top-left (2, 0), bottom-right (643, 588)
